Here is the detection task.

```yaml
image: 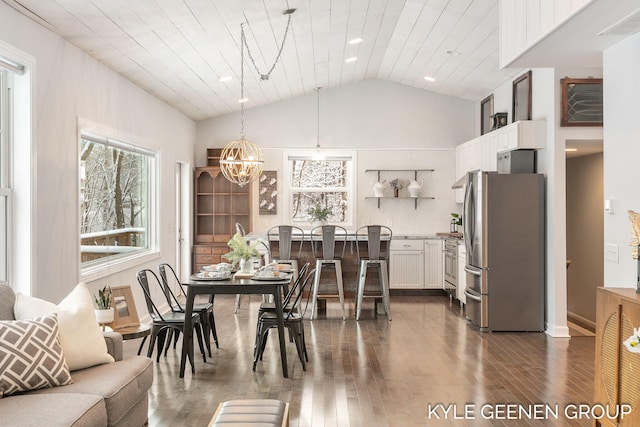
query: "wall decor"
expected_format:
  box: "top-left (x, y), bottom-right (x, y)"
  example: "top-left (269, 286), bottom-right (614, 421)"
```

top-left (560, 77), bottom-right (603, 127)
top-left (259, 171), bottom-right (277, 215)
top-left (480, 94), bottom-right (494, 135)
top-left (108, 285), bottom-right (140, 330)
top-left (512, 70), bottom-right (532, 122)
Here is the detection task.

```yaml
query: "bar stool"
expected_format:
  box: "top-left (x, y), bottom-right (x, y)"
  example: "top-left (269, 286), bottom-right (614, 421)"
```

top-left (355, 225), bottom-right (392, 321)
top-left (267, 225), bottom-right (304, 281)
top-left (310, 225), bottom-right (347, 320)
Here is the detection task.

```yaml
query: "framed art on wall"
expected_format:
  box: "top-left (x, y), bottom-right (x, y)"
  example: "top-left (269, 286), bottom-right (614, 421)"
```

top-left (108, 285), bottom-right (140, 330)
top-left (512, 70), bottom-right (532, 122)
top-left (480, 94), bottom-right (494, 135)
top-left (560, 77), bottom-right (603, 127)
top-left (259, 171), bottom-right (277, 215)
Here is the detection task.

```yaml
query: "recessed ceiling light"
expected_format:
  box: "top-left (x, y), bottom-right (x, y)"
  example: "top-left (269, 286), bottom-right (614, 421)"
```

top-left (348, 38), bottom-right (363, 45)
top-left (446, 50), bottom-right (461, 56)
top-left (424, 76), bottom-right (435, 82)
top-left (565, 148), bottom-right (577, 152)
top-left (238, 98), bottom-right (249, 104)
top-left (219, 76), bottom-right (232, 82)
top-left (345, 57), bottom-right (358, 63)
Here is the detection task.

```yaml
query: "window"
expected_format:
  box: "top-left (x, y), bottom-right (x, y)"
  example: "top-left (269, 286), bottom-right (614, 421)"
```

top-left (0, 69), bottom-right (10, 284)
top-left (80, 131), bottom-right (157, 272)
top-left (285, 151), bottom-right (355, 225)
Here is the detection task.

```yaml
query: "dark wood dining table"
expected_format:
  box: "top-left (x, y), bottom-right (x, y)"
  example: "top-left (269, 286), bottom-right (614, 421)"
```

top-left (179, 274), bottom-right (292, 378)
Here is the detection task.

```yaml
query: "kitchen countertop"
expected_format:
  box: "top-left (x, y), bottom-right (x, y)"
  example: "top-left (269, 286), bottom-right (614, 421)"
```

top-left (393, 234), bottom-right (462, 240)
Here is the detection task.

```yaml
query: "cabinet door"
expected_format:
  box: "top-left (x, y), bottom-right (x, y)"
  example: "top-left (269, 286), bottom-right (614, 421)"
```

top-left (390, 251), bottom-right (424, 289)
top-left (482, 134), bottom-right (498, 171)
top-left (424, 240), bottom-right (443, 289)
top-left (594, 289), bottom-right (621, 427)
top-left (619, 300), bottom-right (640, 426)
top-left (457, 245), bottom-right (466, 304)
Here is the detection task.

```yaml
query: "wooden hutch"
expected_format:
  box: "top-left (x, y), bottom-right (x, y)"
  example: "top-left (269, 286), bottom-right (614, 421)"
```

top-left (193, 149), bottom-right (252, 272)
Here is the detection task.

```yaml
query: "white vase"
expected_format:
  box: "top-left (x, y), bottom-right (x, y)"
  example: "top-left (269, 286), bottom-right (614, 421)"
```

top-left (239, 258), bottom-right (253, 273)
top-left (94, 307), bottom-right (114, 325)
top-left (408, 180), bottom-right (422, 198)
top-left (372, 181), bottom-right (386, 197)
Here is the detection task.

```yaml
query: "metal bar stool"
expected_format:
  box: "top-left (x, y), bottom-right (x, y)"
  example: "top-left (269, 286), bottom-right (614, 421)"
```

top-left (355, 225), bottom-right (392, 321)
top-left (267, 225), bottom-right (305, 281)
top-left (310, 225), bottom-right (347, 320)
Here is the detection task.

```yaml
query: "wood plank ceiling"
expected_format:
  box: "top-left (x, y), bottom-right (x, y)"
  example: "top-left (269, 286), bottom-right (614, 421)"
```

top-left (3, 0), bottom-right (522, 121)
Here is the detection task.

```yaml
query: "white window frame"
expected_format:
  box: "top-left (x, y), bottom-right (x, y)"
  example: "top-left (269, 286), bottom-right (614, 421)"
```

top-left (79, 122), bottom-right (159, 282)
top-left (283, 149), bottom-right (356, 227)
top-left (0, 69), bottom-right (11, 285)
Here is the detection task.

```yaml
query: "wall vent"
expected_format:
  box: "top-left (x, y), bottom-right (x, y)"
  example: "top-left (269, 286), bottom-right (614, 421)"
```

top-left (598, 8), bottom-right (640, 36)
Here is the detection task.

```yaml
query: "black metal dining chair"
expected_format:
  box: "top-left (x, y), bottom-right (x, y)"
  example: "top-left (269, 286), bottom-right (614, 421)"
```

top-left (354, 225), bottom-right (392, 321)
top-left (310, 225), bottom-right (347, 320)
top-left (257, 262), bottom-right (310, 318)
top-left (136, 269), bottom-right (207, 363)
top-left (159, 263), bottom-right (219, 354)
top-left (253, 269), bottom-right (316, 371)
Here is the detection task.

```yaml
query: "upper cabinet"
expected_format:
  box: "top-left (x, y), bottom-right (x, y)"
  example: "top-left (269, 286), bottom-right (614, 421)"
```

top-left (454, 120), bottom-right (546, 203)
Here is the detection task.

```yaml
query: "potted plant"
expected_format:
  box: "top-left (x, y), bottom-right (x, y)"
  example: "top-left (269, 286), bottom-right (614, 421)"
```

top-left (94, 285), bottom-right (114, 329)
top-left (308, 204), bottom-right (331, 226)
top-left (223, 232), bottom-right (260, 273)
top-left (389, 178), bottom-right (405, 198)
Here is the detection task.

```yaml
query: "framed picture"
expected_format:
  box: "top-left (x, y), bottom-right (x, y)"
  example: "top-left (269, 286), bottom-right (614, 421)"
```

top-left (108, 285), bottom-right (140, 330)
top-left (480, 94), bottom-right (494, 135)
top-left (560, 77), bottom-right (603, 127)
top-left (259, 171), bottom-right (277, 215)
top-left (512, 70), bottom-right (532, 122)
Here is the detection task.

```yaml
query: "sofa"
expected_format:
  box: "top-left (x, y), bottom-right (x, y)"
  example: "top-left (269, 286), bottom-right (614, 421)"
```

top-left (0, 283), bottom-right (154, 427)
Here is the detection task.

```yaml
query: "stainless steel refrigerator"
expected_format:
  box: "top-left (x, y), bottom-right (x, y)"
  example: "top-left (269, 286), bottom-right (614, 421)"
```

top-left (463, 171), bottom-right (545, 332)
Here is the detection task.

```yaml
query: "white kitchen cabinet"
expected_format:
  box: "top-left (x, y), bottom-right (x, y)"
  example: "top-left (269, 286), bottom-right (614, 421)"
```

top-left (494, 120), bottom-right (545, 153)
top-left (389, 240), bottom-right (424, 289)
top-left (424, 239), bottom-right (443, 289)
top-left (457, 243), bottom-right (467, 306)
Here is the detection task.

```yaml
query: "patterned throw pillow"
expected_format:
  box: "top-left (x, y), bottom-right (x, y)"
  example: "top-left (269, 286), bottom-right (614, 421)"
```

top-left (0, 314), bottom-right (72, 397)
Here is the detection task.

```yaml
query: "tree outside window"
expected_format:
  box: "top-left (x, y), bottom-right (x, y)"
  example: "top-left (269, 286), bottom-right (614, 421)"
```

top-left (80, 135), bottom-right (153, 266)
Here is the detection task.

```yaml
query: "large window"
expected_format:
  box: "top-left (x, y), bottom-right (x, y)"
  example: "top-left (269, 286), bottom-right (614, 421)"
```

top-left (286, 151), bottom-right (355, 225)
top-left (80, 132), bottom-right (156, 270)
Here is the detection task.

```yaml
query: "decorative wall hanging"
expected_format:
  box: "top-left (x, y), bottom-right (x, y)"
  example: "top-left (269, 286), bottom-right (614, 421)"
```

top-left (480, 94), bottom-right (494, 135)
top-left (512, 70), bottom-right (532, 122)
top-left (560, 77), bottom-right (603, 127)
top-left (259, 171), bottom-right (277, 215)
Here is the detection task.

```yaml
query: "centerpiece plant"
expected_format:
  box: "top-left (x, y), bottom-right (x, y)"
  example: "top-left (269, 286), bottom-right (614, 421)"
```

top-left (308, 204), bottom-right (331, 225)
top-left (223, 232), bottom-right (260, 272)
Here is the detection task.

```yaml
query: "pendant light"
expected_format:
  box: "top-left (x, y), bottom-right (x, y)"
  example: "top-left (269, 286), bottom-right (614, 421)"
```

top-left (220, 9), bottom-right (296, 186)
top-left (312, 87), bottom-right (324, 160)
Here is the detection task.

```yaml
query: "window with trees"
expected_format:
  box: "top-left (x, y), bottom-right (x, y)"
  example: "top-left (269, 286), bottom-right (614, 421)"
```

top-left (80, 133), bottom-right (156, 269)
top-left (286, 152), bottom-right (354, 225)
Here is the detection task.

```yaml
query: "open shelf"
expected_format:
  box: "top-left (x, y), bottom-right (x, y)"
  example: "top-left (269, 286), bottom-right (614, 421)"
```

top-left (365, 169), bottom-right (435, 209)
top-left (365, 196), bottom-right (435, 209)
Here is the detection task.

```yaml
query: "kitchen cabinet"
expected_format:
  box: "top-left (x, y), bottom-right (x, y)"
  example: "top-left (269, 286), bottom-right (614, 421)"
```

top-left (389, 240), bottom-right (424, 289)
top-left (594, 287), bottom-right (640, 426)
top-left (193, 166), bottom-right (251, 272)
top-left (365, 169), bottom-right (435, 209)
top-left (424, 239), bottom-right (443, 289)
top-left (454, 120), bottom-right (546, 203)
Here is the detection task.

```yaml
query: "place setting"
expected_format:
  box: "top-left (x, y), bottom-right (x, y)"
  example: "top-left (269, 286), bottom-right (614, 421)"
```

top-left (190, 263), bottom-right (235, 281)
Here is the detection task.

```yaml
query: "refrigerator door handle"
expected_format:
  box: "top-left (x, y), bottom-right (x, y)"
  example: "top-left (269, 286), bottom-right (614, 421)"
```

top-left (464, 288), bottom-right (482, 302)
top-left (464, 266), bottom-right (482, 276)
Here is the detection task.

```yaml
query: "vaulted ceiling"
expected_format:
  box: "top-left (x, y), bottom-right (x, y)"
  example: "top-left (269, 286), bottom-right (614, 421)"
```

top-left (4, 0), bottom-right (522, 121)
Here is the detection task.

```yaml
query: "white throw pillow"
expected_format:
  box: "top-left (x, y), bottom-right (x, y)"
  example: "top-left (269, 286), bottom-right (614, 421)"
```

top-left (14, 282), bottom-right (115, 371)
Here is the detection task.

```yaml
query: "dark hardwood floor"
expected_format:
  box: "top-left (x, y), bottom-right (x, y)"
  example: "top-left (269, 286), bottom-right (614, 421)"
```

top-left (123, 295), bottom-right (595, 426)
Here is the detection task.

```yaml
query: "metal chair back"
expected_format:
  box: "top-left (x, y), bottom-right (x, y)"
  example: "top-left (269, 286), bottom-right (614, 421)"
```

top-left (286, 269), bottom-right (316, 321)
top-left (310, 225), bottom-right (347, 260)
top-left (282, 262), bottom-right (310, 307)
top-left (136, 269), bottom-right (169, 321)
top-left (158, 263), bottom-right (186, 311)
top-left (355, 225), bottom-right (392, 261)
top-left (267, 225), bottom-right (304, 261)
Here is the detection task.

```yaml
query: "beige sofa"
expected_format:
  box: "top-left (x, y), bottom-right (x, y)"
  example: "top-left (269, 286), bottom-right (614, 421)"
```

top-left (0, 283), bottom-right (153, 427)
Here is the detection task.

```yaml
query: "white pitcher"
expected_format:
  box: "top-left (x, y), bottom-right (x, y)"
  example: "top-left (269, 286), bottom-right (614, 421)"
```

top-left (408, 180), bottom-right (422, 197)
top-left (371, 180), bottom-right (387, 197)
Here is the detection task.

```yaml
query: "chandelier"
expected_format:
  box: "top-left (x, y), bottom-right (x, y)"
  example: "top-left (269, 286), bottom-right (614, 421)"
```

top-left (220, 9), bottom-right (295, 187)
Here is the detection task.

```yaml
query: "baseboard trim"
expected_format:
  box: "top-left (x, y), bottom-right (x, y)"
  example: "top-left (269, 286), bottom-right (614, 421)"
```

top-left (390, 289), bottom-right (447, 296)
top-left (567, 311), bottom-right (596, 333)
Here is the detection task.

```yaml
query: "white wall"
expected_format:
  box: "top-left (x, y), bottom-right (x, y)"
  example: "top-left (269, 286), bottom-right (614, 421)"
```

top-left (603, 32), bottom-right (640, 287)
top-left (196, 80), bottom-right (475, 235)
top-left (0, 2), bottom-right (196, 305)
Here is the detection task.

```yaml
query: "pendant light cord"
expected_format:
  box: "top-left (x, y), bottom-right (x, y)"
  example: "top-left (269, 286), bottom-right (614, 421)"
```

top-left (242, 11), bottom-right (294, 81)
top-left (315, 87), bottom-right (321, 151)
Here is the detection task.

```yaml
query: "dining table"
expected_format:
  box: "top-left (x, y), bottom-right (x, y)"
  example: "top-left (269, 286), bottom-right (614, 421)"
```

top-left (179, 274), bottom-right (293, 378)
